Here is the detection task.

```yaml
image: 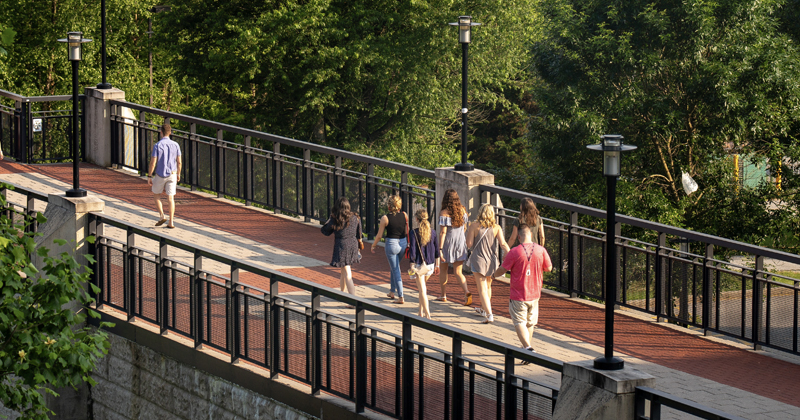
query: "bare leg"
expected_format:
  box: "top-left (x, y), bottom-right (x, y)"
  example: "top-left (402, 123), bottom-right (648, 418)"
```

top-left (342, 265), bottom-right (355, 295)
top-left (514, 323), bottom-right (532, 349)
top-left (153, 194), bottom-right (165, 219)
top-left (487, 277), bottom-right (493, 301)
top-left (473, 274), bottom-right (492, 317)
top-left (339, 267), bottom-right (346, 292)
top-left (438, 263), bottom-right (448, 299)
top-left (416, 275), bottom-right (431, 319)
top-left (453, 261), bottom-right (471, 305)
top-left (167, 194), bottom-right (176, 227)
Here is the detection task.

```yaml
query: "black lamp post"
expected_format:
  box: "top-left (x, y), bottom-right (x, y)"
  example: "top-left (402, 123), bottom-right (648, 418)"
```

top-left (586, 134), bottom-right (636, 370)
top-left (449, 16), bottom-right (480, 172)
top-left (58, 32), bottom-right (92, 198)
top-left (97, 0), bottom-right (112, 89)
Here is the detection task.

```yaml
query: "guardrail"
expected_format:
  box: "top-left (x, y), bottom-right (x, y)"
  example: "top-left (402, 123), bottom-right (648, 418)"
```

top-left (108, 100), bottom-right (435, 237)
top-left (481, 184), bottom-right (800, 356)
top-left (0, 88), bottom-right (85, 164)
top-left (635, 386), bottom-right (747, 420)
top-left (87, 211), bottom-right (562, 419)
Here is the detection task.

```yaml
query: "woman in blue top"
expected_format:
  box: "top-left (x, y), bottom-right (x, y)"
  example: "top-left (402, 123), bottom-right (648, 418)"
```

top-left (408, 209), bottom-right (440, 319)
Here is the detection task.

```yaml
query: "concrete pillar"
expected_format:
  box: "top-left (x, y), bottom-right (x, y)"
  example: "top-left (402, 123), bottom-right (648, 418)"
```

top-left (553, 360), bottom-right (655, 420)
top-left (434, 167), bottom-right (496, 224)
top-left (84, 87), bottom-right (125, 167)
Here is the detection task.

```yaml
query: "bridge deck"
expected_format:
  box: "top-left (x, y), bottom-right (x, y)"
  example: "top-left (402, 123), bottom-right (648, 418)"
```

top-left (2, 161), bottom-right (799, 420)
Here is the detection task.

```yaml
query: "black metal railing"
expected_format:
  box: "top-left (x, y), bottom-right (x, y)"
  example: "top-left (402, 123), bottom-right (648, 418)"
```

top-left (635, 386), bottom-right (747, 420)
top-left (87, 210), bottom-right (563, 419)
top-left (0, 89), bottom-right (85, 164)
top-left (481, 185), bottom-right (800, 356)
top-left (108, 101), bottom-right (435, 237)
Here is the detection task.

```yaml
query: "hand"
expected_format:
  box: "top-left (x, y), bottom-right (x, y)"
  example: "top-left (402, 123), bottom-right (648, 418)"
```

top-left (434, 266), bottom-right (440, 275)
top-left (177, 174), bottom-right (181, 183)
top-left (147, 177), bottom-right (153, 186)
top-left (0, 151), bottom-right (4, 160)
top-left (440, 255), bottom-right (446, 263)
top-left (371, 246), bottom-right (376, 254)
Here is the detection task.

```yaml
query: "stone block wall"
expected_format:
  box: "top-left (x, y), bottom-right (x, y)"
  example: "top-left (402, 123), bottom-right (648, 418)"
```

top-left (91, 333), bottom-right (318, 420)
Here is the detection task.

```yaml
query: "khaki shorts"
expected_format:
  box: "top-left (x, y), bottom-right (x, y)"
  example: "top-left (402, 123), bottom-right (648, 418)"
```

top-left (509, 299), bottom-right (539, 328)
top-left (152, 173), bottom-right (177, 196)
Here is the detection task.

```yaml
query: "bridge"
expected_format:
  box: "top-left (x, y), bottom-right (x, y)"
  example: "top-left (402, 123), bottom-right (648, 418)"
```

top-left (2, 87), bottom-right (800, 419)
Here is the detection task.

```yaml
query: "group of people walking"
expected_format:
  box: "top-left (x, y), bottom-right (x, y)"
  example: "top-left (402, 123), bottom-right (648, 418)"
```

top-left (321, 189), bottom-right (552, 347)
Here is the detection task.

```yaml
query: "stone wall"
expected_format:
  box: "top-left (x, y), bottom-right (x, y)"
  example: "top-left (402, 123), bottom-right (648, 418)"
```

top-left (91, 332), bottom-right (318, 420)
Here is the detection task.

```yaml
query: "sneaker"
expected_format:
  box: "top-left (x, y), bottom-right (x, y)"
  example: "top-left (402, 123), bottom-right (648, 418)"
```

top-left (521, 347), bottom-right (535, 365)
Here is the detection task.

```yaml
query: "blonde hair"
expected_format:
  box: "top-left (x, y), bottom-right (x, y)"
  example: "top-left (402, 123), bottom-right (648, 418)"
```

top-left (415, 209), bottom-right (431, 246)
top-left (477, 203), bottom-right (496, 228)
top-left (387, 195), bottom-right (402, 214)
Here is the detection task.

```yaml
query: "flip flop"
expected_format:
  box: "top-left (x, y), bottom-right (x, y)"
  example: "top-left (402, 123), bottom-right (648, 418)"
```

top-left (155, 218), bottom-right (167, 226)
top-left (464, 293), bottom-right (473, 306)
top-left (481, 314), bottom-right (494, 324)
top-left (434, 296), bottom-right (448, 302)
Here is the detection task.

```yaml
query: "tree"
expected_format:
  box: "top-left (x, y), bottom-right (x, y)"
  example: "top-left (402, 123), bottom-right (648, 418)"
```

top-left (526, 0), bottom-right (800, 250)
top-left (0, 187), bottom-right (111, 420)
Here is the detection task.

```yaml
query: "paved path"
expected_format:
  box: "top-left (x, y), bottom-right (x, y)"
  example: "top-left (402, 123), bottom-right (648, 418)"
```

top-left (2, 161), bottom-right (800, 420)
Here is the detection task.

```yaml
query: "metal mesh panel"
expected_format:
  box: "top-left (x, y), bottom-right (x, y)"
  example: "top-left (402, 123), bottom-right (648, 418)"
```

top-left (281, 307), bottom-right (309, 381)
top-left (763, 280), bottom-right (795, 350)
top-left (714, 268), bottom-right (753, 339)
top-left (516, 382), bottom-right (554, 420)
top-left (622, 245), bottom-right (655, 312)
top-left (166, 266), bottom-right (191, 337)
top-left (322, 321), bottom-right (354, 399)
top-left (666, 256), bottom-right (700, 324)
top-left (30, 114), bottom-right (73, 162)
top-left (105, 245), bottom-right (125, 309)
top-left (224, 147), bottom-right (242, 198)
top-left (135, 253), bottom-right (158, 323)
top-left (312, 168), bottom-right (331, 221)
top-left (413, 351), bottom-right (449, 420)
top-left (240, 294), bottom-right (268, 367)
top-left (580, 235), bottom-right (604, 298)
top-left (204, 279), bottom-right (228, 351)
top-left (466, 370), bottom-right (503, 420)
top-left (542, 225), bottom-right (564, 290)
top-left (343, 178), bottom-right (365, 222)
top-left (197, 142), bottom-right (213, 190)
top-left (252, 154), bottom-right (270, 206)
top-left (281, 162), bottom-right (300, 214)
top-left (366, 336), bottom-right (400, 415)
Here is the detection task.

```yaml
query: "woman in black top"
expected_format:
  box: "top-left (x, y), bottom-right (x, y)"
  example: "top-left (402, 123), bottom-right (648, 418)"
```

top-left (371, 195), bottom-right (408, 304)
top-left (321, 197), bottom-right (361, 299)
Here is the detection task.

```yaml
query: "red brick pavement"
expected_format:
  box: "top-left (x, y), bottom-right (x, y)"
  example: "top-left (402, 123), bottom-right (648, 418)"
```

top-left (3, 161), bottom-right (800, 408)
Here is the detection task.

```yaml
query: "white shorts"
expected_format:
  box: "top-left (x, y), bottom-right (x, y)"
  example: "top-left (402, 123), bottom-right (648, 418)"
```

top-left (152, 173), bottom-right (177, 196)
top-left (509, 299), bottom-right (539, 328)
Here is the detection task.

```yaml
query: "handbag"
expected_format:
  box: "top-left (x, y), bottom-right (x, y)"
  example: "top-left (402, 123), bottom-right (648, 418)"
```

top-left (409, 230), bottom-right (431, 277)
top-left (358, 238), bottom-right (364, 250)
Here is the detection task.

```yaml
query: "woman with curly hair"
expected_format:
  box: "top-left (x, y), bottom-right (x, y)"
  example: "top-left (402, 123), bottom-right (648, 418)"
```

top-left (437, 189), bottom-right (472, 305)
top-left (507, 197), bottom-right (546, 247)
top-left (408, 209), bottom-right (440, 319)
top-left (321, 197), bottom-right (361, 301)
top-left (466, 203), bottom-right (510, 323)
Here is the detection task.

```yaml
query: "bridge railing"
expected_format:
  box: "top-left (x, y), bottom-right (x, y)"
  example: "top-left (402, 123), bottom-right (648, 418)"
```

top-left (0, 88), bottom-right (85, 164)
top-left (481, 184), bottom-right (800, 356)
top-left (634, 386), bottom-right (747, 420)
top-left (87, 210), bottom-right (562, 419)
top-left (108, 100), bottom-right (435, 238)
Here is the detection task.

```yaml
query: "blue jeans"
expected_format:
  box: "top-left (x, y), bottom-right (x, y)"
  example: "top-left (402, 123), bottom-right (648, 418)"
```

top-left (385, 237), bottom-right (407, 298)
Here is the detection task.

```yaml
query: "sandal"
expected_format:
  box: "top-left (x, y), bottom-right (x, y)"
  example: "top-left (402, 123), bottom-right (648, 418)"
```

top-left (387, 293), bottom-right (395, 299)
top-left (435, 296), bottom-right (448, 302)
top-left (393, 298), bottom-right (405, 304)
top-left (474, 307), bottom-right (487, 317)
top-left (481, 314), bottom-right (494, 324)
top-left (464, 293), bottom-right (473, 306)
top-left (155, 218), bottom-right (167, 227)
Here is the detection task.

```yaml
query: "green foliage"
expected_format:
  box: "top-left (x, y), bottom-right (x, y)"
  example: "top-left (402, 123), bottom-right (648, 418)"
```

top-left (526, 0), bottom-right (800, 250)
top-left (0, 187), bottom-right (111, 420)
top-left (0, 24), bottom-right (14, 56)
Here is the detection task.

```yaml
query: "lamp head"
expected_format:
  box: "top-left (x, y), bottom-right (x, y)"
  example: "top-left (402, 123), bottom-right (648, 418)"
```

top-left (449, 15), bottom-right (481, 44)
top-left (58, 31), bottom-right (92, 61)
top-left (586, 134), bottom-right (637, 177)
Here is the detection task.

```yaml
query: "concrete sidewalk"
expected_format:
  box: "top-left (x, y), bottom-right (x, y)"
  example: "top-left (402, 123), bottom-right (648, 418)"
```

top-left (2, 161), bottom-right (799, 420)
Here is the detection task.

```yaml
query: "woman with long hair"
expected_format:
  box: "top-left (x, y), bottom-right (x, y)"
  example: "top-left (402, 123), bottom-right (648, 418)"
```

top-left (321, 197), bottom-right (361, 301)
top-left (371, 195), bottom-right (408, 304)
top-left (437, 189), bottom-right (472, 305)
top-left (466, 203), bottom-right (510, 323)
top-left (408, 209), bottom-right (440, 319)
top-left (508, 197), bottom-right (546, 247)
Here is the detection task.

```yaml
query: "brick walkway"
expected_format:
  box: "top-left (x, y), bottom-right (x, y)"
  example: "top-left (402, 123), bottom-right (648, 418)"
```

top-left (3, 161), bottom-right (799, 419)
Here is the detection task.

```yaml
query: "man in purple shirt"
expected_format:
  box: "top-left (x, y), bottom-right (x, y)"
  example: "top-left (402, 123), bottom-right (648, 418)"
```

top-left (147, 123), bottom-right (182, 228)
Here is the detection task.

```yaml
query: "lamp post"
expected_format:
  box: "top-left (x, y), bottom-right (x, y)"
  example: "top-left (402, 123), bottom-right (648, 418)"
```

top-left (58, 32), bottom-right (92, 198)
top-left (449, 16), bottom-right (481, 172)
top-left (97, 0), bottom-right (112, 89)
top-left (586, 134), bottom-right (636, 370)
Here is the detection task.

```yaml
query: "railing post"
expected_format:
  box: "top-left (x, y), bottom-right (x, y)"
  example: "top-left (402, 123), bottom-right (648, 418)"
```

top-left (125, 227), bottom-right (135, 321)
top-left (158, 238), bottom-right (168, 334)
top-left (189, 123), bottom-right (197, 191)
top-left (192, 249), bottom-right (203, 348)
top-left (752, 255), bottom-right (765, 350)
top-left (138, 111), bottom-right (147, 176)
top-left (303, 148), bottom-right (312, 222)
top-left (216, 129), bottom-right (224, 198)
top-left (366, 164), bottom-right (375, 238)
top-left (244, 136), bottom-right (252, 205)
top-left (634, 388), bottom-right (646, 420)
top-left (273, 143), bottom-right (282, 214)
top-left (229, 262), bottom-right (240, 361)
top-left (503, 351), bottom-right (517, 420)
top-left (109, 103), bottom-right (118, 166)
top-left (452, 333), bottom-right (464, 419)
top-left (311, 288), bottom-right (322, 395)
top-left (568, 211), bottom-right (579, 297)
top-left (655, 232), bottom-right (666, 322)
top-left (269, 276), bottom-right (280, 378)
top-left (401, 320), bottom-right (414, 420)
top-left (355, 302), bottom-right (367, 413)
top-left (703, 244), bottom-right (714, 335)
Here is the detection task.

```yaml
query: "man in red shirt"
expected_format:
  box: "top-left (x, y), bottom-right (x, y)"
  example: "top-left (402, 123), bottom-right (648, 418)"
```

top-left (493, 224), bottom-right (552, 355)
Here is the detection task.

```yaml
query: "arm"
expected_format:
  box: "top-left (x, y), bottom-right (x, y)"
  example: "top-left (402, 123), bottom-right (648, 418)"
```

top-left (539, 220), bottom-right (546, 247)
top-left (493, 266), bottom-right (508, 278)
top-left (356, 218), bottom-right (363, 241)
top-left (432, 231), bottom-right (441, 274)
top-left (371, 215), bottom-right (388, 253)
top-left (408, 229), bottom-right (418, 262)
top-left (542, 247), bottom-right (553, 272)
top-left (508, 225), bottom-right (518, 247)
top-left (496, 226), bottom-right (511, 253)
top-left (176, 155), bottom-right (182, 183)
top-left (320, 219), bottom-right (334, 236)
top-left (147, 157), bottom-right (157, 186)
top-left (465, 222), bottom-right (477, 249)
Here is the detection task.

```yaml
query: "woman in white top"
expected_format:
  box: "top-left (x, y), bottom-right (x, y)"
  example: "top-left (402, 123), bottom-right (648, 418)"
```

top-left (466, 203), bottom-right (510, 323)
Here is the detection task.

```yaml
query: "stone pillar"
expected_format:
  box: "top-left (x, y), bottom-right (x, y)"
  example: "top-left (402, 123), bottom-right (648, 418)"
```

top-left (553, 360), bottom-right (655, 420)
top-left (435, 167), bottom-right (495, 224)
top-left (84, 87), bottom-right (125, 167)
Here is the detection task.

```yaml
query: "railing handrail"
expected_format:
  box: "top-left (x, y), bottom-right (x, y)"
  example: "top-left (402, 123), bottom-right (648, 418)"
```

top-left (110, 100), bottom-right (435, 178)
top-left (90, 210), bottom-right (564, 372)
top-left (481, 184), bottom-right (800, 264)
top-left (635, 386), bottom-right (747, 420)
top-left (0, 88), bottom-right (84, 103)
top-left (0, 180), bottom-right (51, 202)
